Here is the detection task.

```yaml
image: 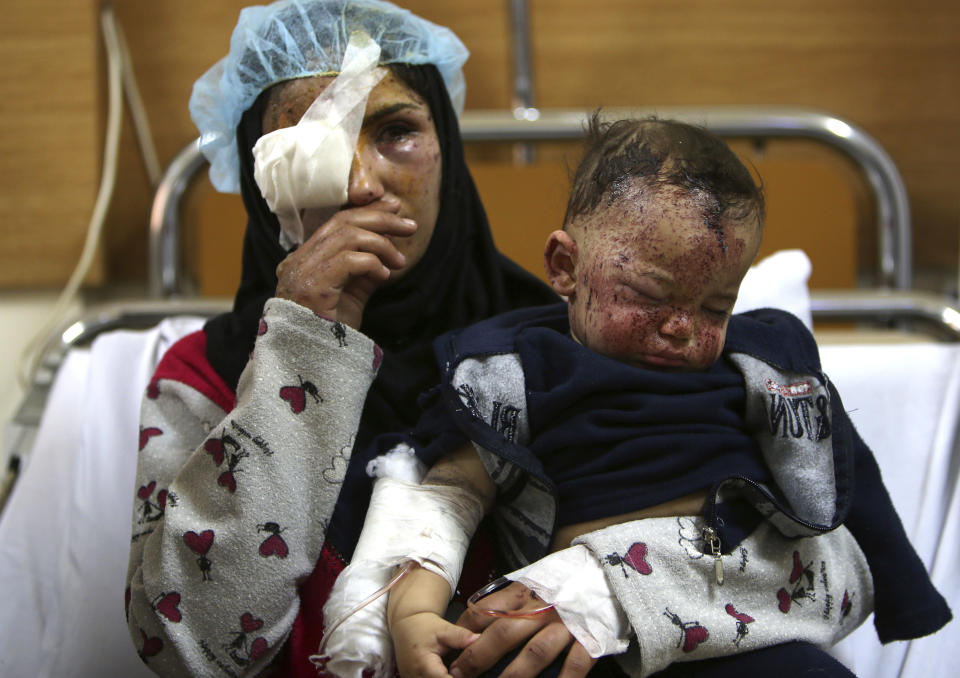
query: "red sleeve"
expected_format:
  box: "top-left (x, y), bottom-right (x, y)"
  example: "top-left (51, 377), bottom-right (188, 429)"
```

top-left (149, 330), bottom-right (236, 413)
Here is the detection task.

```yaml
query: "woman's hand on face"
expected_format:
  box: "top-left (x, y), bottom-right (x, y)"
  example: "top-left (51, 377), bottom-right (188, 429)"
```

top-left (449, 582), bottom-right (596, 678)
top-left (275, 196), bottom-right (417, 329)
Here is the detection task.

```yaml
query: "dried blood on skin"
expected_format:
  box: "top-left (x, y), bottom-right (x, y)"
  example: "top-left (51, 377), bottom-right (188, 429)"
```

top-left (565, 181), bottom-right (759, 371)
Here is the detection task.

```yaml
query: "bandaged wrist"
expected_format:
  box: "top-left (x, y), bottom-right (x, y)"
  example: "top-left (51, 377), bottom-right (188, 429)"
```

top-left (353, 475), bottom-right (485, 595)
top-left (317, 449), bottom-right (485, 678)
top-left (505, 544), bottom-right (631, 658)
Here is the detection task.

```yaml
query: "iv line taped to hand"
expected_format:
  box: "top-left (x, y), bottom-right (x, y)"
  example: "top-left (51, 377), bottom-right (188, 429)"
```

top-left (313, 561), bottom-right (414, 662)
top-left (312, 446), bottom-right (485, 678)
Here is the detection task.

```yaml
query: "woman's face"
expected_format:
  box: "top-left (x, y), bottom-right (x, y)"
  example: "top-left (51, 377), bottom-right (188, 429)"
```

top-left (263, 72), bottom-right (442, 280)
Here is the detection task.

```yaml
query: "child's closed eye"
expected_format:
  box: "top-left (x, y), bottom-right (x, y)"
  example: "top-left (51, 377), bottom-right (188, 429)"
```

top-left (617, 282), bottom-right (665, 304)
top-left (703, 305), bottom-right (732, 320)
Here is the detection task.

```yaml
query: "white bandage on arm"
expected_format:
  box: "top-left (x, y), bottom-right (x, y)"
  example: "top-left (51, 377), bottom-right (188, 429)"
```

top-left (363, 476), bottom-right (486, 592)
top-left (505, 544), bottom-right (631, 658)
top-left (317, 447), bottom-right (486, 678)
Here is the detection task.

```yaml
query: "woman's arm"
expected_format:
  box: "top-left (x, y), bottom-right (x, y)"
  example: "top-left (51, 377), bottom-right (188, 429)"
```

top-left (125, 298), bottom-right (381, 677)
top-left (450, 519), bottom-right (874, 678)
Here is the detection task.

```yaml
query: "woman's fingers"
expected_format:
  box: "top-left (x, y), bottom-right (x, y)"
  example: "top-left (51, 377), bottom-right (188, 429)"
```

top-left (456, 581), bottom-right (543, 632)
top-left (276, 250), bottom-right (389, 328)
top-left (285, 223), bottom-right (411, 280)
top-left (450, 581), bottom-right (597, 678)
top-left (558, 641), bottom-right (597, 678)
top-left (450, 611), bottom-right (575, 678)
top-left (448, 616), bottom-right (540, 678)
top-left (275, 206), bottom-right (418, 325)
top-left (300, 208), bottom-right (417, 270)
top-left (497, 620), bottom-right (575, 678)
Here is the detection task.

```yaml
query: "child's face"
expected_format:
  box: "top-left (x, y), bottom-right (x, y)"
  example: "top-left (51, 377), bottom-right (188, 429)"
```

top-left (549, 182), bottom-right (761, 372)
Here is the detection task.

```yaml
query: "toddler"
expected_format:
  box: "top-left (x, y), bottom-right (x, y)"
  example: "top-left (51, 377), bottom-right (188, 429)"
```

top-left (325, 115), bottom-right (949, 678)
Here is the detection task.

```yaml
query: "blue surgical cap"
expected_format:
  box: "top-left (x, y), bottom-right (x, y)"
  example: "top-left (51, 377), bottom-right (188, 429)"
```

top-left (190, 0), bottom-right (469, 194)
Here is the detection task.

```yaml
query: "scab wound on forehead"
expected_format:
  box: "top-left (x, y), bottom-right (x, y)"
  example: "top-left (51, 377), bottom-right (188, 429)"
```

top-left (262, 76), bottom-right (338, 133)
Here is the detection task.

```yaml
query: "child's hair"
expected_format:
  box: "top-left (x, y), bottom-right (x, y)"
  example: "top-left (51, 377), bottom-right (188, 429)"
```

top-left (563, 113), bottom-right (765, 235)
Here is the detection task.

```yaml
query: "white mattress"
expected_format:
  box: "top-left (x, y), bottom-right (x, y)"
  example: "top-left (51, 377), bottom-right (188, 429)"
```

top-left (0, 317), bottom-right (955, 677)
top-left (823, 342), bottom-right (960, 677)
top-left (0, 316), bottom-right (204, 678)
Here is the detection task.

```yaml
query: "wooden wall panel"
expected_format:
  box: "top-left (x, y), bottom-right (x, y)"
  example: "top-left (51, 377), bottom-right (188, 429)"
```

top-left (523, 0), bottom-right (959, 280)
top-left (2, 0), bottom-right (956, 291)
top-left (187, 138), bottom-right (860, 296)
top-left (0, 0), bottom-right (99, 287)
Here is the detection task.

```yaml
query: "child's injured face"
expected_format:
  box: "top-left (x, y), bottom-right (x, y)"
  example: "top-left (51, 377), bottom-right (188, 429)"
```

top-left (546, 180), bottom-right (761, 372)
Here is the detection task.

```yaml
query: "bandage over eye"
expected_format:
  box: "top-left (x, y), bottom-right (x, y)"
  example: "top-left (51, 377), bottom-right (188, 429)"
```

top-left (253, 30), bottom-right (386, 249)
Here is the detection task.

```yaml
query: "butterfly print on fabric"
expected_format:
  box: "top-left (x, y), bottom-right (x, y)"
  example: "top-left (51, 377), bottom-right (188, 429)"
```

top-left (224, 612), bottom-right (269, 667)
top-left (777, 550), bottom-right (816, 613)
top-left (139, 426), bottom-right (163, 451)
top-left (205, 432), bottom-right (239, 466)
top-left (279, 376), bottom-right (323, 414)
top-left (257, 522), bottom-right (289, 558)
top-left (603, 542), bottom-right (653, 578)
top-left (152, 592), bottom-right (182, 623)
top-left (663, 608), bottom-right (709, 652)
top-left (724, 603), bottom-right (755, 646)
top-left (217, 449), bottom-right (248, 493)
top-left (183, 529), bottom-right (215, 581)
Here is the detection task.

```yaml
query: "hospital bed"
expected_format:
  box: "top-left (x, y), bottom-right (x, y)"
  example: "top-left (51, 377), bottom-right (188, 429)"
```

top-left (0, 108), bottom-right (957, 677)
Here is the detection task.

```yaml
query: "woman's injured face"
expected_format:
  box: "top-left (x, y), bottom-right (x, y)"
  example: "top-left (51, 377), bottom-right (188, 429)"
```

top-left (262, 72), bottom-right (442, 280)
top-left (556, 180), bottom-right (761, 371)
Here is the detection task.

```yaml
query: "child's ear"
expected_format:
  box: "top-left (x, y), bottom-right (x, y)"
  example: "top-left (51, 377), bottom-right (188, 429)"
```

top-left (544, 230), bottom-right (578, 297)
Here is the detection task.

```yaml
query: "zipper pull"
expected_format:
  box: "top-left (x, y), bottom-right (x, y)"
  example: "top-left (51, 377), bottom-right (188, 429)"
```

top-left (703, 526), bottom-right (724, 586)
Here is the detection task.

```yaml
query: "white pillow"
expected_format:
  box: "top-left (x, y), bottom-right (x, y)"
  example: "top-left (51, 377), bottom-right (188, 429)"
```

top-left (733, 249), bottom-right (813, 330)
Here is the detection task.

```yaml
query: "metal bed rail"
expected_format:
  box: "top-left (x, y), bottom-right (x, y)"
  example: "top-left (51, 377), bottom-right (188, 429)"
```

top-left (149, 106), bottom-right (912, 298)
top-left (13, 298), bottom-right (231, 427)
top-left (4, 290), bottom-right (959, 516)
top-left (4, 106), bottom-right (944, 513)
top-left (4, 289), bottom-right (958, 504)
top-left (1, 299), bottom-right (230, 514)
top-left (10, 290), bottom-right (960, 456)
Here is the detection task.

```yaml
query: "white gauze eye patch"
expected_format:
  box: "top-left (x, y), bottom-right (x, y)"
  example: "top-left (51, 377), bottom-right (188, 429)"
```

top-left (253, 31), bottom-right (386, 250)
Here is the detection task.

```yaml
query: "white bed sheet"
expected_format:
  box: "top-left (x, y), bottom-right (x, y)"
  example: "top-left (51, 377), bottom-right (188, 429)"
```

top-left (0, 316), bottom-right (204, 678)
top-left (0, 312), bottom-right (955, 677)
top-left (824, 342), bottom-right (959, 677)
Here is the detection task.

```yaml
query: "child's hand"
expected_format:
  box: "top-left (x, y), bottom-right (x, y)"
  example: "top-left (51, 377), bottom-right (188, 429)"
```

top-left (392, 611), bottom-right (479, 678)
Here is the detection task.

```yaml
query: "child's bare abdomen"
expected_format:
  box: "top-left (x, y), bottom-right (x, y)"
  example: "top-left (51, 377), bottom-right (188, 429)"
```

top-left (549, 489), bottom-right (708, 552)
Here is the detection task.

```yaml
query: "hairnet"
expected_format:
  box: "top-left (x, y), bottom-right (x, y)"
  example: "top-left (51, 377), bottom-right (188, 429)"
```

top-left (190, 0), bottom-right (469, 193)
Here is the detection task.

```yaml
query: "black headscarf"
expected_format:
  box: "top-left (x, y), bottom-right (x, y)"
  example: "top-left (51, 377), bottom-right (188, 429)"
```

top-left (203, 65), bottom-right (557, 550)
